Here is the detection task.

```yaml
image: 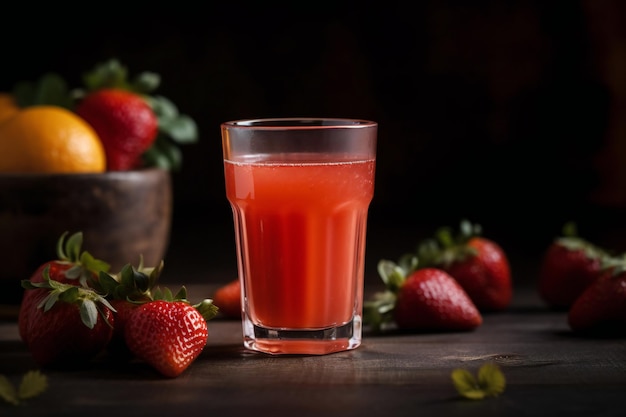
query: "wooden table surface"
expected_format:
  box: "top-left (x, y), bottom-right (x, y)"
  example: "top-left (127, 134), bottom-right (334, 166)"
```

top-left (1, 282), bottom-right (625, 417)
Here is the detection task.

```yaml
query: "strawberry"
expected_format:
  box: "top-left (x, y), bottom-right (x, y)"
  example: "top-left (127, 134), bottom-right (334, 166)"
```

top-left (75, 88), bottom-right (158, 171)
top-left (394, 268), bottom-right (483, 331)
top-left (19, 267), bottom-right (115, 367)
top-left (537, 222), bottom-right (607, 309)
top-left (364, 259), bottom-right (482, 332)
top-left (124, 299), bottom-right (218, 378)
top-left (212, 279), bottom-right (242, 319)
top-left (95, 260), bottom-right (164, 354)
top-left (18, 231), bottom-right (110, 346)
top-left (96, 256), bottom-right (219, 374)
top-left (567, 256), bottom-right (626, 336)
top-left (416, 220), bottom-right (512, 311)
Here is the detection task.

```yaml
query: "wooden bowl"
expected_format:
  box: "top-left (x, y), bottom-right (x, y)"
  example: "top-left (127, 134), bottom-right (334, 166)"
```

top-left (0, 168), bottom-right (172, 305)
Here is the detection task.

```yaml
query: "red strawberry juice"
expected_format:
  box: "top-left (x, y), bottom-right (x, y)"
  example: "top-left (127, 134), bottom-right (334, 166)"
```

top-left (224, 155), bottom-right (375, 332)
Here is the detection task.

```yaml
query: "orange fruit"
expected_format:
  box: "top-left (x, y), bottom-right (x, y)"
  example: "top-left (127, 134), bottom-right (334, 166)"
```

top-left (0, 93), bottom-right (19, 124)
top-left (0, 105), bottom-right (106, 173)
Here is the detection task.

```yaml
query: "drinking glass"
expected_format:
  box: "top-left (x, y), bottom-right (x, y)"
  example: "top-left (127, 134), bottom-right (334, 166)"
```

top-left (221, 118), bottom-right (377, 355)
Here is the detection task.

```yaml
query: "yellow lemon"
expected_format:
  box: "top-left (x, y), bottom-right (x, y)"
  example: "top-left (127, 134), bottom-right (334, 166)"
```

top-left (0, 105), bottom-right (106, 173)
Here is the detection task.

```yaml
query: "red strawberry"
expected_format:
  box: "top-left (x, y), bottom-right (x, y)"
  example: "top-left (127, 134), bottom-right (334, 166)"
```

top-left (19, 267), bottom-right (115, 367)
top-left (395, 268), bottom-right (483, 331)
top-left (124, 299), bottom-right (217, 378)
top-left (212, 279), bottom-right (241, 319)
top-left (95, 261), bottom-right (164, 355)
top-left (416, 220), bottom-right (512, 311)
top-left (106, 299), bottom-right (140, 356)
top-left (364, 261), bottom-right (482, 332)
top-left (568, 257), bottom-right (626, 336)
top-left (538, 223), bottom-right (607, 309)
top-left (75, 88), bottom-right (158, 171)
top-left (18, 231), bottom-right (110, 346)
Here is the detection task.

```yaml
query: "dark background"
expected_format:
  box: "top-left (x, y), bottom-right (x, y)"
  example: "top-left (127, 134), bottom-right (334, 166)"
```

top-left (3, 1), bottom-right (626, 285)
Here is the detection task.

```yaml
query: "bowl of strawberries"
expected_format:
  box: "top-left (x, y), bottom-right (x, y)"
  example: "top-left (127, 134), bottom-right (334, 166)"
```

top-left (0, 59), bottom-right (198, 307)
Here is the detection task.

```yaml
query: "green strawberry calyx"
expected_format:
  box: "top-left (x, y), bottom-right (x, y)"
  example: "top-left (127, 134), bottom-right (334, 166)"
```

top-left (54, 231), bottom-right (111, 288)
top-left (555, 221), bottom-right (608, 261)
top-left (97, 258), bottom-right (219, 322)
top-left (598, 253), bottom-right (626, 277)
top-left (363, 257), bottom-right (417, 333)
top-left (21, 265), bottom-right (116, 330)
top-left (96, 257), bottom-right (164, 303)
top-left (416, 219), bottom-right (482, 269)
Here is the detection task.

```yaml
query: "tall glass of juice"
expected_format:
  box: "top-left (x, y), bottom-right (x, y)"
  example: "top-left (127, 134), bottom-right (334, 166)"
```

top-left (221, 118), bottom-right (377, 355)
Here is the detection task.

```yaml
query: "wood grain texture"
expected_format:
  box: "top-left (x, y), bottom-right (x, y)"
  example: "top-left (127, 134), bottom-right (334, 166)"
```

top-left (1, 287), bottom-right (624, 417)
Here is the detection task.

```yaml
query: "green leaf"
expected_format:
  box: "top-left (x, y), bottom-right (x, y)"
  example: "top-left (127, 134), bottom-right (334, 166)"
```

top-left (82, 58), bottom-right (128, 90)
top-left (194, 298), bottom-right (219, 321)
top-left (79, 299), bottom-right (98, 329)
top-left (56, 231), bottom-right (69, 260)
top-left (451, 363), bottom-right (506, 400)
top-left (132, 268), bottom-right (151, 293)
top-left (363, 290), bottom-right (396, 332)
top-left (18, 370), bottom-right (48, 401)
top-left (65, 264), bottom-right (82, 280)
top-left (12, 81), bottom-right (36, 108)
top-left (65, 232), bottom-right (83, 262)
top-left (562, 221), bottom-right (578, 237)
top-left (161, 286), bottom-right (174, 301)
top-left (377, 260), bottom-right (397, 287)
top-left (397, 254), bottom-right (418, 275)
top-left (161, 115), bottom-right (198, 144)
top-left (478, 362), bottom-right (506, 397)
top-left (33, 73), bottom-right (72, 108)
top-left (40, 291), bottom-right (60, 312)
top-left (142, 136), bottom-right (183, 171)
top-left (149, 95), bottom-right (179, 120)
top-left (173, 286), bottom-right (188, 300)
top-left (0, 375), bottom-right (19, 405)
top-left (97, 271), bottom-right (120, 295)
top-left (132, 71), bottom-right (161, 93)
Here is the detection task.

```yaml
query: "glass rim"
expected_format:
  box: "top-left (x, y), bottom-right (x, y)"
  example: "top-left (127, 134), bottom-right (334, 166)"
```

top-left (221, 118), bottom-right (377, 130)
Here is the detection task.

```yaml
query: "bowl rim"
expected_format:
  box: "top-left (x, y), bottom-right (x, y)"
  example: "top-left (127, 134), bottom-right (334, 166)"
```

top-left (0, 167), bottom-right (169, 180)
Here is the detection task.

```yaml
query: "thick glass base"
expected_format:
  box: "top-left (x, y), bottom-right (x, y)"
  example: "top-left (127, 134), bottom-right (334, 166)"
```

top-left (242, 315), bottom-right (362, 355)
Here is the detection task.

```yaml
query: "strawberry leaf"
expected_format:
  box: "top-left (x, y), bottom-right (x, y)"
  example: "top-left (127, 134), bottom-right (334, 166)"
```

top-left (65, 264), bottom-right (83, 280)
top-left (131, 71), bottom-right (160, 93)
top-left (40, 291), bottom-right (61, 312)
top-left (194, 298), bottom-right (220, 321)
top-left (451, 368), bottom-right (485, 399)
top-left (17, 370), bottom-right (48, 401)
top-left (13, 73), bottom-right (72, 109)
top-left (143, 136), bottom-right (183, 170)
top-left (79, 251), bottom-right (111, 277)
top-left (149, 95), bottom-right (198, 144)
top-left (64, 231), bottom-right (83, 262)
top-left (452, 362), bottom-right (506, 400)
top-left (82, 59), bottom-right (128, 91)
top-left (478, 362), bottom-right (506, 397)
top-left (0, 371), bottom-right (48, 406)
top-left (97, 271), bottom-right (121, 295)
top-left (173, 286), bottom-right (188, 300)
top-left (149, 94), bottom-right (179, 120)
top-left (162, 114), bottom-right (198, 144)
top-left (0, 375), bottom-right (19, 405)
top-left (377, 260), bottom-right (407, 293)
top-left (363, 290), bottom-right (396, 332)
top-left (80, 299), bottom-right (99, 329)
